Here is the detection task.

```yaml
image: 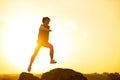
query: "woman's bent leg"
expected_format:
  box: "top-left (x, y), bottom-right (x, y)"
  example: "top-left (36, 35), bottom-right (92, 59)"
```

top-left (42, 42), bottom-right (56, 64)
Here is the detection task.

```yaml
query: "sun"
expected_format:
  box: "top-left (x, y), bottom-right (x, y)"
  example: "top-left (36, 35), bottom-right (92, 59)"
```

top-left (2, 24), bottom-right (35, 71)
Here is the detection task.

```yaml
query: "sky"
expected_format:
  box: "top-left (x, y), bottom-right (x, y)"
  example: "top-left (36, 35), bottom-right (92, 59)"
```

top-left (0, 0), bottom-right (120, 74)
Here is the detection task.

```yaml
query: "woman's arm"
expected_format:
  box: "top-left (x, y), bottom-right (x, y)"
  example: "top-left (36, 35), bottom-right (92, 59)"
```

top-left (40, 25), bottom-right (51, 32)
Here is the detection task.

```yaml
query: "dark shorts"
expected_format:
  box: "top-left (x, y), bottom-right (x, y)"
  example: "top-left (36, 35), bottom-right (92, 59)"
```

top-left (36, 39), bottom-right (53, 48)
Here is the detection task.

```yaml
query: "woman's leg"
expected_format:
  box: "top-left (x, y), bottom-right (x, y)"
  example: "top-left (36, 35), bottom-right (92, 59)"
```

top-left (28, 43), bottom-right (41, 72)
top-left (42, 42), bottom-right (56, 63)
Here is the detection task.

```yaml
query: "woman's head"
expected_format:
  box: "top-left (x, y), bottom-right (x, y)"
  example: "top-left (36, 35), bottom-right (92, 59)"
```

top-left (42, 17), bottom-right (50, 25)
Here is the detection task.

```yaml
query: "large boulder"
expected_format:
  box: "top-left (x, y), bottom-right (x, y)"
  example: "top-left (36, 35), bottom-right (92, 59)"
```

top-left (41, 68), bottom-right (88, 80)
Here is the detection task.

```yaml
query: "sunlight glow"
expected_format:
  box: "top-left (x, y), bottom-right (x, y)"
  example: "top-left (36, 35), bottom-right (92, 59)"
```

top-left (2, 16), bottom-right (40, 70)
top-left (1, 0), bottom-right (120, 74)
top-left (2, 16), bottom-right (73, 72)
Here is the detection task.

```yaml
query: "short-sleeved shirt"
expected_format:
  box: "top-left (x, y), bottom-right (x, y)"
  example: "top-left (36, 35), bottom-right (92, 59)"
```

top-left (37, 24), bottom-right (50, 43)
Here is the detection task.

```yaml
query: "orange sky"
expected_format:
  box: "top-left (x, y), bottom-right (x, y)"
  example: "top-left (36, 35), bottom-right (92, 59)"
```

top-left (0, 0), bottom-right (120, 74)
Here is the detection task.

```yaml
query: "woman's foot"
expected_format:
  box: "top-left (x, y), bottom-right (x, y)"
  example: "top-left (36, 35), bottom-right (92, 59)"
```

top-left (27, 65), bottom-right (31, 72)
top-left (50, 59), bottom-right (57, 64)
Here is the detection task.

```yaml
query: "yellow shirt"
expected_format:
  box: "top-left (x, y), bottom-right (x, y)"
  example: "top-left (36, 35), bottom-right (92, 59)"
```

top-left (37, 24), bottom-right (50, 43)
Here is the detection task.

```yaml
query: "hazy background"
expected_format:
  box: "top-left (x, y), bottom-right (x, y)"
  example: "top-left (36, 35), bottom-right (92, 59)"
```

top-left (0, 0), bottom-right (120, 74)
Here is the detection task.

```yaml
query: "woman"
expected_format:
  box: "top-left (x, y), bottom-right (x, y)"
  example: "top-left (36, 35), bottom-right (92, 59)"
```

top-left (28, 17), bottom-right (57, 72)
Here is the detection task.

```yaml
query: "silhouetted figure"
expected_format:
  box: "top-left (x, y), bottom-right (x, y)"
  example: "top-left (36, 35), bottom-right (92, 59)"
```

top-left (28, 17), bottom-right (57, 72)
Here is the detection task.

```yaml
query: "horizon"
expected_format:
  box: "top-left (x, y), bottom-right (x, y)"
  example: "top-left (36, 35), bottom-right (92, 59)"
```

top-left (0, 0), bottom-right (120, 74)
top-left (0, 67), bottom-right (120, 75)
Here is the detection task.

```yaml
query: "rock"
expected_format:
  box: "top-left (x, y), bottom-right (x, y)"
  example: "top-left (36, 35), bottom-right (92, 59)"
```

top-left (18, 68), bottom-right (88, 80)
top-left (18, 72), bottom-right (40, 80)
top-left (41, 68), bottom-right (88, 80)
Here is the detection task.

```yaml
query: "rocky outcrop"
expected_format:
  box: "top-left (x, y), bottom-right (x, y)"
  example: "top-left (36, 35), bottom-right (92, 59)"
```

top-left (18, 68), bottom-right (88, 80)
